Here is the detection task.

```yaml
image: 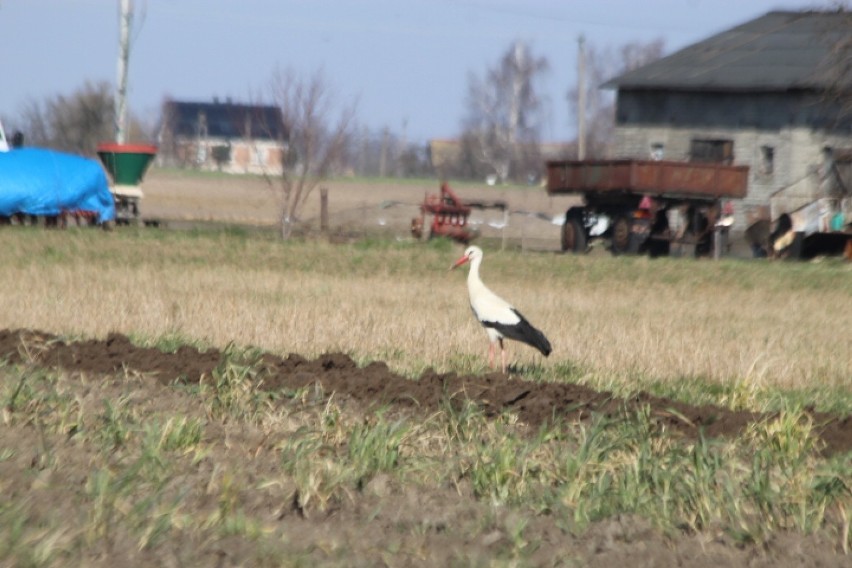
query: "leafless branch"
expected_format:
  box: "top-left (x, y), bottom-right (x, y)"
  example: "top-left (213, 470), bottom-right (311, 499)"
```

top-left (267, 67), bottom-right (357, 238)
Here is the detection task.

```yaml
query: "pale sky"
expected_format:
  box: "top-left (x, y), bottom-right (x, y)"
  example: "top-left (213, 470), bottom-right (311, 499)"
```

top-left (0, 0), bottom-right (830, 144)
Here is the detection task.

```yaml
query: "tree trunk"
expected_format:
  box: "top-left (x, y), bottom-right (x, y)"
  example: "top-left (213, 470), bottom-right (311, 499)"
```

top-left (280, 214), bottom-right (294, 240)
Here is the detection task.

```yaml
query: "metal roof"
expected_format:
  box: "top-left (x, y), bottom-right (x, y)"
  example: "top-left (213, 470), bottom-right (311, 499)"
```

top-left (603, 11), bottom-right (851, 91)
top-left (162, 100), bottom-right (287, 141)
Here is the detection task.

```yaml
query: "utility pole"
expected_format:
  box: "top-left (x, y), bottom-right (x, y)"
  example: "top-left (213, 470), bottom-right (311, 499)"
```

top-left (359, 126), bottom-right (368, 175)
top-left (398, 118), bottom-right (407, 177)
top-left (115, 0), bottom-right (132, 143)
top-left (577, 34), bottom-right (586, 160)
top-left (379, 126), bottom-right (389, 177)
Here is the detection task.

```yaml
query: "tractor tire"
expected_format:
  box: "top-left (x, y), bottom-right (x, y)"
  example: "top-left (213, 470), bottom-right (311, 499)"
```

top-left (611, 215), bottom-right (649, 255)
top-left (561, 217), bottom-right (587, 253)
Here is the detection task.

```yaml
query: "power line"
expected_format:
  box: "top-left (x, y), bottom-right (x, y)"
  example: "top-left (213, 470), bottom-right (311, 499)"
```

top-left (445, 0), bottom-right (731, 34)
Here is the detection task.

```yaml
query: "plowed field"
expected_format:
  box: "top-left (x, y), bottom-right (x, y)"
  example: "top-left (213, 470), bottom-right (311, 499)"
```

top-left (2, 328), bottom-right (850, 566)
top-left (2, 329), bottom-right (850, 457)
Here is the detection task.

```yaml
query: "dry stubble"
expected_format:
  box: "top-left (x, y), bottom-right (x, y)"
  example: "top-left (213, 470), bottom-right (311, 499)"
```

top-left (2, 230), bottom-right (851, 393)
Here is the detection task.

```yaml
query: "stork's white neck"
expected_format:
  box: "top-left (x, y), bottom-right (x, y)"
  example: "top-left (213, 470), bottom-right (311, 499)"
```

top-left (466, 252), bottom-right (490, 298)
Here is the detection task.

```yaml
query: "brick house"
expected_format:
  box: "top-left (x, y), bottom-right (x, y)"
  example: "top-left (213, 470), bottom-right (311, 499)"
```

top-left (157, 99), bottom-right (288, 175)
top-left (603, 11), bottom-right (852, 236)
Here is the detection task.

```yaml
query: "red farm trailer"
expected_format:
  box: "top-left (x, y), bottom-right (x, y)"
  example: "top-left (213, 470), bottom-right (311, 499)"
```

top-left (546, 159), bottom-right (749, 257)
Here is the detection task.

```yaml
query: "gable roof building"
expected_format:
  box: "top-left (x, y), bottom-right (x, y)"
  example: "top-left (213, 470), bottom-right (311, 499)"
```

top-left (606, 11), bottom-right (850, 93)
top-left (602, 11), bottom-right (852, 242)
top-left (158, 99), bottom-right (288, 175)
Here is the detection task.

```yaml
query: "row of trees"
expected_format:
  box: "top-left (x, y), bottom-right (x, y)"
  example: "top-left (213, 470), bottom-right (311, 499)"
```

top-left (0, 36), bottom-right (665, 239)
top-left (263, 37), bottom-right (665, 186)
top-left (7, 80), bottom-right (148, 154)
top-left (5, 36), bottom-right (665, 176)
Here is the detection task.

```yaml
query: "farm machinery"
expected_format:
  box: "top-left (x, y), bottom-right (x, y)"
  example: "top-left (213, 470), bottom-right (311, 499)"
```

top-left (546, 159), bottom-right (748, 257)
top-left (96, 143), bottom-right (158, 225)
top-left (763, 152), bottom-right (852, 259)
top-left (411, 182), bottom-right (507, 243)
top-left (0, 147), bottom-right (116, 227)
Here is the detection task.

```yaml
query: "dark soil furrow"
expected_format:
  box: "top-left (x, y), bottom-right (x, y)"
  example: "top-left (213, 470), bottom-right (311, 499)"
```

top-left (1, 328), bottom-right (849, 456)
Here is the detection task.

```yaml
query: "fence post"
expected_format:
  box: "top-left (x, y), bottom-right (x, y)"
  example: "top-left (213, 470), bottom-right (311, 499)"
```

top-left (502, 207), bottom-right (509, 251)
top-left (320, 187), bottom-right (329, 233)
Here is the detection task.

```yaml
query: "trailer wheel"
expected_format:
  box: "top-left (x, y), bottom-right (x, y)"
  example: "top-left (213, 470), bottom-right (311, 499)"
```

top-left (561, 218), bottom-right (587, 253)
top-left (611, 215), bottom-right (649, 255)
top-left (611, 216), bottom-right (632, 254)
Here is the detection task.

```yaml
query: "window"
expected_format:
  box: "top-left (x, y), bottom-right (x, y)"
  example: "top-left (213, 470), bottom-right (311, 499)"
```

top-left (252, 147), bottom-right (265, 166)
top-left (759, 145), bottom-right (774, 175)
top-left (817, 145), bottom-right (852, 199)
top-left (827, 148), bottom-right (852, 198)
top-left (820, 146), bottom-right (835, 182)
top-left (689, 139), bottom-right (734, 164)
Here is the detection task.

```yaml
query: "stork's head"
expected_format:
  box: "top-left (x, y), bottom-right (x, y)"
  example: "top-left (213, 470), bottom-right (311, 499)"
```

top-left (451, 245), bottom-right (483, 270)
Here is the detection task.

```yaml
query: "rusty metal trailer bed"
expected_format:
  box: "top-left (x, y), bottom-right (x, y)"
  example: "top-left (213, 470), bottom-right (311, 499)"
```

top-left (546, 159), bottom-right (749, 256)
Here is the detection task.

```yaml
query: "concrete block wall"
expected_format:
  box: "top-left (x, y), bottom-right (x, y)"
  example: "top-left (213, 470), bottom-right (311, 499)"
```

top-left (612, 123), bottom-right (851, 230)
top-left (612, 89), bottom-right (852, 231)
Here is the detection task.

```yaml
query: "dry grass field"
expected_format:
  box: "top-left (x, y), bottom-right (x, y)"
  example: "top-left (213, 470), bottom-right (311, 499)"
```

top-left (3, 218), bottom-right (851, 396)
top-left (62, 168), bottom-right (844, 394)
top-left (1, 169), bottom-right (850, 566)
top-left (140, 168), bottom-right (576, 249)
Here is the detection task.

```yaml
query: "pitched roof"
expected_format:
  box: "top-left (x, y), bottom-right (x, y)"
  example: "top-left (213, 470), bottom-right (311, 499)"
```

top-left (162, 100), bottom-right (287, 140)
top-left (604, 11), bottom-right (851, 92)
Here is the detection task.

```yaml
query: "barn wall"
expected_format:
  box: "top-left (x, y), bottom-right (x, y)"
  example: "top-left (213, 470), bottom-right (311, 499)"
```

top-left (611, 89), bottom-right (852, 228)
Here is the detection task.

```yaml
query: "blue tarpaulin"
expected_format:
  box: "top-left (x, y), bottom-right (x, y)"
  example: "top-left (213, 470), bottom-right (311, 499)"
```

top-left (0, 148), bottom-right (115, 222)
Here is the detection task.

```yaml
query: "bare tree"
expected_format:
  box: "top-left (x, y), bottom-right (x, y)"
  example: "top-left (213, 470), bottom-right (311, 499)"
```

top-left (267, 67), bottom-right (357, 239)
top-left (15, 81), bottom-right (113, 154)
top-left (13, 80), bottom-right (151, 155)
top-left (569, 38), bottom-right (665, 157)
top-left (461, 40), bottom-right (549, 183)
top-left (14, 99), bottom-right (49, 147)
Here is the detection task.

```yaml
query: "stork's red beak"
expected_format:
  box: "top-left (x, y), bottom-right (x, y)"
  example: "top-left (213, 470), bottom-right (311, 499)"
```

top-left (450, 254), bottom-right (470, 270)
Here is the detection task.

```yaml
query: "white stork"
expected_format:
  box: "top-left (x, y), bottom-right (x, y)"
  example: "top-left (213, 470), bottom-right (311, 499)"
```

top-left (451, 245), bottom-right (552, 373)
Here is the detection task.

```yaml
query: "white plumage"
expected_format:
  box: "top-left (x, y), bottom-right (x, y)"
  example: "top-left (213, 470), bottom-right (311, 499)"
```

top-left (451, 245), bottom-right (552, 373)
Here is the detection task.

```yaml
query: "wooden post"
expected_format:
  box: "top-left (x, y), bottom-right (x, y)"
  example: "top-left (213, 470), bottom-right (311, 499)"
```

top-left (501, 207), bottom-right (509, 251)
top-left (713, 227), bottom-right (722, 260)
top-left (320, 187), bottom-right (328, 233)
top-left (577, 34), bottom-right (586, 161)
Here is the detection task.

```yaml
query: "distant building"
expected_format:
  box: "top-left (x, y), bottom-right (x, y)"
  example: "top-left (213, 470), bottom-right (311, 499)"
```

top-left (157, 99), bottom-right (288, 175)
top-left (427, 139), bottom-right (462, 175)
top-left (539, 141), bottom-right (577, 161)
top-left (604, 11), bottom-right (852, 231)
